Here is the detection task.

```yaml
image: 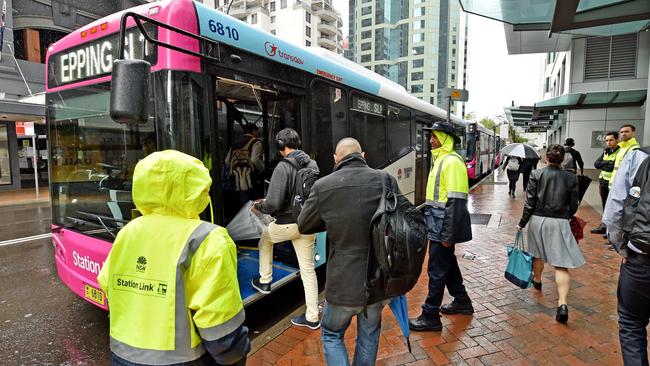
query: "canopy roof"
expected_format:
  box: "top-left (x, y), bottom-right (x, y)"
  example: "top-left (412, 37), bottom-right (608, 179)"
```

top-left (534, 89), bottom-right (647, 110)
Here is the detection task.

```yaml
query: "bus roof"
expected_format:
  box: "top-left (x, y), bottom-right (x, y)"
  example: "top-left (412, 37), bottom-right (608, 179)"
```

top-left (46, 0), bottom-right (467, 126)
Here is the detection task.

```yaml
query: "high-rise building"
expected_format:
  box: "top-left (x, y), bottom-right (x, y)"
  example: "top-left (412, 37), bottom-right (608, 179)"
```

top-left (346, 0), bottom-right (463, 114)
top-left (215, 0), bottom-right (343, 54)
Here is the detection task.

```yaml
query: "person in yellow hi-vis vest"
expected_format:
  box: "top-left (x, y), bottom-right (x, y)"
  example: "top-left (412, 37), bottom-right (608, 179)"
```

top-left (409, 121), bottom-right (473, 332)
top-left (97, 150), bottom-right (250, 366)
top-left (610, 124), bottom-right (639, 188)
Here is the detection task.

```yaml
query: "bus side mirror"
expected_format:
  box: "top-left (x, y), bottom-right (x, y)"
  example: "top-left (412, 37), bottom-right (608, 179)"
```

top-left (110, 59), bottom-right (151, 124)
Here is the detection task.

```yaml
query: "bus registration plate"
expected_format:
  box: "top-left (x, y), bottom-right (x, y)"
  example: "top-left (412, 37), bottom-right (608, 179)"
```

top-left (84, 284), bottom-right (105, 306)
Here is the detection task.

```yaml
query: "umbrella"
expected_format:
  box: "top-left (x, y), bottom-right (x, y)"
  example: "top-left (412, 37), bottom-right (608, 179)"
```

top-left (225, 201), bottom-right (272, 241)
top-left (389, 295), bottom-right (412, 353)
top-left (577, 175), bottom-right (592, 202)
top-left (500, 143), bottom-right (540, 159)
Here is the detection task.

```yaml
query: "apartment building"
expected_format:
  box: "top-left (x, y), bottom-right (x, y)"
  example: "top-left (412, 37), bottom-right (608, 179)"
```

top-left (346, 0), bottom-right (464, 114)
top-left (214, 0), bottom-right (343, 54)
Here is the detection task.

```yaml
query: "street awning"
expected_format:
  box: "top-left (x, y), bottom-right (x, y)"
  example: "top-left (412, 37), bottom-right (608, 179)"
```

top-left (459, 0), bottom-right (650, 37)
top-left (534, 89), bottom-right (647, 111)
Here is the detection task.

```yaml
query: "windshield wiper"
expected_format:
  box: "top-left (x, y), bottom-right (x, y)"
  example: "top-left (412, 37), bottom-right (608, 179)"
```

top-left (75, 211), bottom-right (129, 238)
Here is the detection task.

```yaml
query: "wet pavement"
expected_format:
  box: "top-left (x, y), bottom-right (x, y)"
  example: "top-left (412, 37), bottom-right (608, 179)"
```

top-left (0, 201), bottom-right (109, 365)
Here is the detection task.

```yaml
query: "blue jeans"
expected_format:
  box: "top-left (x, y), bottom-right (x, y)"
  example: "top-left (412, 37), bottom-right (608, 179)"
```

top-left (321, 300), bottom-right (387, 366)
top-left (618, 252), bottom-right (650, 366)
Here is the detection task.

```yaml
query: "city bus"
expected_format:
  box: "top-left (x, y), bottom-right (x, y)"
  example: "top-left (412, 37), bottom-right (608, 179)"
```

top-left (465, 122), bottom-right (498, 180)
top-left (45, 0), bottom-right (467, 309)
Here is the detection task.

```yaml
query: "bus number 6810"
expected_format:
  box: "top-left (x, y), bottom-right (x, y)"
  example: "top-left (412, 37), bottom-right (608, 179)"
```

top-left (208, 20), bottom-right (239, 40)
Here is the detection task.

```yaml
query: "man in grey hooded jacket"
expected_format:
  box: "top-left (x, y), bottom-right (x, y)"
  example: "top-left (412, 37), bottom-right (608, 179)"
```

top-left (251, 128), bottom-right (321, 330)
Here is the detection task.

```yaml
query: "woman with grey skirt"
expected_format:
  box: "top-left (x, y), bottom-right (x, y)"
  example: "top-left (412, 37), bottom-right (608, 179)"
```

top-left (516, 144), bottom-right (585, 324)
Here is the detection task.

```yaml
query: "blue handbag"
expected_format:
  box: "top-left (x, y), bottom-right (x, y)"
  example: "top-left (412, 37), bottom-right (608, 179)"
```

top-left (504, 231), bottom-right (533, 289)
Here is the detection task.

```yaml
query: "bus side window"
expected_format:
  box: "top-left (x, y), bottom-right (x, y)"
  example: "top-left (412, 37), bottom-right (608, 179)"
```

top-left (309, 80), bottom-right (348, 174)
top-left (349, 93), bottom-right (386, 169)
top-left (387, 105), bottom-right (411, 161)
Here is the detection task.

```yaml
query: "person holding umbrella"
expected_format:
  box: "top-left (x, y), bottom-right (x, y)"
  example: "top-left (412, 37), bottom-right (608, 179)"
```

top-left (500, 143), bottom-right (540, 198)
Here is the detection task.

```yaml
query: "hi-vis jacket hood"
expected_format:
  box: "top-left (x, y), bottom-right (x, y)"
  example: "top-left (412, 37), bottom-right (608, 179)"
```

top-left (133, 150), bottom-right (211, 219)
top-left (432, 130), bottom-right (455, 157)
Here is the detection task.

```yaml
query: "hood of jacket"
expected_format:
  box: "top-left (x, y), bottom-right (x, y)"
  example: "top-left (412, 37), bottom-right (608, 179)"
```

top-left (132, 150), bottom-right (212, 219)
top-left (431, 130), bottom-right (455, 157)
top-left (620, 137), bottom-right (639, 149)
top-left (287, 150), bottom-right (314, 168)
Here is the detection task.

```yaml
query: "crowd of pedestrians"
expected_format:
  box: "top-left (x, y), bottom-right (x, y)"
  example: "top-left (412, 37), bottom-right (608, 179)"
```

top-left (96, 121), bottom-right (650, 366)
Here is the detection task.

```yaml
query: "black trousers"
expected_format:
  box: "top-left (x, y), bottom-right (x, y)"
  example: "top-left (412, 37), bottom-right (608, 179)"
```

top-left (599, 180), bottom-right (610, 211)
top-left (618, 252), bottom-right (650, 366)
top-left (422, 241), bottom-right (471, 315)
top-left (522, 169), bottom-right (532, 191)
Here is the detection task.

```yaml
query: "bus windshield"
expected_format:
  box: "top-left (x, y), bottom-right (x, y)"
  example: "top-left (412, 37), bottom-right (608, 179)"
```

top-left (49, 83), bottom-right (156, 240)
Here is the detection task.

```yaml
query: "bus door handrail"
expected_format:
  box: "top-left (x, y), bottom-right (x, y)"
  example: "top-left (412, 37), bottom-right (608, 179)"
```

top-left (117, 11), bottom-right (221, 63)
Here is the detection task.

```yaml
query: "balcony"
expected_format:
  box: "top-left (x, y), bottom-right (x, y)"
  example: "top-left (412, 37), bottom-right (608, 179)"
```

top-left (228, 5), bottom-right (249, 19)
top-left (317, 22), bottom-right (342, 37)
top-left (245, 0), bottom-right (263, 6)
top-left (315, 8), bottom-right (340, 22)
top-left (311, 0), bottom-right (332, 10)
top-left (317, 37), bottom-right (339, 51)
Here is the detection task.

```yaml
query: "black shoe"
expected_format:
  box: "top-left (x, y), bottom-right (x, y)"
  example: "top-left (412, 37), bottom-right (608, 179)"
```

top-left (591, 226), bottom-right (606, 234)
top-left (556, 304), bottom-right (568, 324)
top-left (291, 314), bottom-right (320, 330)
top-left (603, 234), bottom-right (608, 239)
top-left (251, 277), bottom-right (271, 294)
top-left (409, 314), bottom-right (442, 331)
top-left (440, 302), bottom-right (474, 315)
top-left (532, 280), bottom-right (542, 291)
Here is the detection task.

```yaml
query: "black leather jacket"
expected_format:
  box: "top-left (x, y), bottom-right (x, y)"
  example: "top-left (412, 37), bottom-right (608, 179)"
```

top-left (518, 166), bottom-right (579, 228)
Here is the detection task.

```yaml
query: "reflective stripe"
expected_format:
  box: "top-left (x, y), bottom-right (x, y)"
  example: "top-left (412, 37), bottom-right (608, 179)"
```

top-left (111, 222), bottom-right (218, 365)
top-left (198, 308), bottom-right (246, 341)
top-left (425, 199), bottom-right (445, 208)
top-left (447, 191), bottom-right (468, 199)
top-left (432, 153), bottom-right (465, 205)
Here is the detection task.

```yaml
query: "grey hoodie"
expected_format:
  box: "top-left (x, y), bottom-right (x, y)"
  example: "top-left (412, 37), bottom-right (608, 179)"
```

top-left (254, 150), bottom-right (319, 224)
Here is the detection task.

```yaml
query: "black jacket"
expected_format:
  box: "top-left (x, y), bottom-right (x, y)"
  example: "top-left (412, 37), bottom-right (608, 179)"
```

top-left (594, 146), bottom-right (620, 182)
top-left (565, 146), bottom-right (585, 173)
top-left (297, 153), bottom-right (396, 306)
top-left (519, 166), bottom-right (579, 228)
top-left (254, 150), bottom-right (319, 224)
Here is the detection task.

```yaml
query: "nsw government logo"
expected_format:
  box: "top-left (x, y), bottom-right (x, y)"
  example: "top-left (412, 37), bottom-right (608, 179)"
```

top-left (136, 256), bottom-right (147, 272)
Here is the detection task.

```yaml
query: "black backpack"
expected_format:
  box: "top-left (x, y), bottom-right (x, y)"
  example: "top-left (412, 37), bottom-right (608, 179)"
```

top-left (283, 157), bottom-right (319, 222)
top-left (622, 147), bottom-right (650, 253)
top-left (366, 171), bottom-right (428, 304)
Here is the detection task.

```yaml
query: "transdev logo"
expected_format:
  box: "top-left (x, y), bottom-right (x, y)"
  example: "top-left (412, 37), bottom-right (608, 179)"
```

top-left (264, 41), bottom-right (304, 65)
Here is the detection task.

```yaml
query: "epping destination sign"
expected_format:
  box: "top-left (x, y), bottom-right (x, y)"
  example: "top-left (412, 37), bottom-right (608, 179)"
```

top-left (48, 24), bottom-right (157, 88)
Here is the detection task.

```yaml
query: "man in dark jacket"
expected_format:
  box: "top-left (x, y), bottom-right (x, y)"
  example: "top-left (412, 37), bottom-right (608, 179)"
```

top-left (562, 138), bottom-right (584, 175)
top-left (251, 128), bottom-right (320, 329)
top-left (409, 122), bottom-right (473, 332)
top-left (521, 157), bottom-right (540, 192)
top-left (298, 137), bottom-right (396, 366)
top-left (591, 131), bottom-right (620, 234)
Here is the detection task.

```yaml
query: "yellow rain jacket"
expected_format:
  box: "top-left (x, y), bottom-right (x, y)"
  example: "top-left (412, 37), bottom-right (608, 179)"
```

top-left (425, 131), bottom-right (472, 244)
top-left (610, 137), bottom-right (639, 187)
top-left (97, 150), bottom-right (249, 365)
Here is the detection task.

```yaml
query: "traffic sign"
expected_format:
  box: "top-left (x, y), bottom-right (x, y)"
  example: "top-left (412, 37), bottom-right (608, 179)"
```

top-left (440, 88), bottom-right (469, 102)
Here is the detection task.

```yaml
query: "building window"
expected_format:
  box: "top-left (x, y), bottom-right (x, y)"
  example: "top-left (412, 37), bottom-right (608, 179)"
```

top-left (271, 15), bottom-right (275, 23)
top-left (251, 13), bottom-right (258, 24)
top-left (430, 84), bottom-right (435, 92)
top-left (361, 42), bottom-right (372, 51)
top-left (361, 30), bottom-right (372, 39)
top-left (362, 0), bottom-right (372, 3)
top-left (413, 20), bottom-right (425, 30)
top-left (411, 85), bottom-right (423, 93)
top-left (412, 46), bottom-right (424, 55)
top-left (270, 1), bottom-right (276, 11)
top-left (412, 33), bottom-right (424, 43)
top-left (451, 74), bottom-right (455, 81)
top-left (362, 18), bottom-right (372, 27)
top-left (306, 40), bottom-right (311, 46)
top-left (306, 26), bottom-right (311, 37)
top-left (544, 77), bottom-right (550, 93)
top-left (306, 12), bottom-right (311, 23)
top-left (412, 72), bottom-right (423, 81)
top-left (430, 97), bottom-right (435, 104)
top-left (585, 34), bottom-right (638, 80)
top-left (414, 0), bottom-right (424, 3)
top-left (451, 61), bottom-right (456, 70)
top-left (452, 35), bottom-right (456, 44)
top-left (452, 48), bottom-right (456, 56)
top-left (412, 59), bottom-right (424, 68)
top-left (414, 7), bottom-right (425, 17)
top-left (271, 29), bottom-right (276, 35)
top-left (361, 54), bottom-right (371, 62)
top-left (362, 6), bottom-right (372, 15)
top-left (281, 0), bottom-right (287, 9)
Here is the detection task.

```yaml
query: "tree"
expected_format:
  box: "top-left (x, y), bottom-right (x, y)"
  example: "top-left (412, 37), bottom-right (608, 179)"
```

top-left (465, 112), bottom-right (477, 122)
top-left (478, 117), bottom-right (496, 130)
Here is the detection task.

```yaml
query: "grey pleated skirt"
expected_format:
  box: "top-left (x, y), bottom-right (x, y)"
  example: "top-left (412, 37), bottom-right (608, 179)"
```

top-left (526, 215), bottom-right (586, 269)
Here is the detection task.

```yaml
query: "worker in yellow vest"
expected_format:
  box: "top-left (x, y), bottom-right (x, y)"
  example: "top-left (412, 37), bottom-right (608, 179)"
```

top-left (609, 124), bottom-right (639, 188)
top-left (592, 131), bottom-right (620, 234)
top-left (409, 121), bottom-right (473, 332)
top-left (98, 150), bottom-right (250, 366)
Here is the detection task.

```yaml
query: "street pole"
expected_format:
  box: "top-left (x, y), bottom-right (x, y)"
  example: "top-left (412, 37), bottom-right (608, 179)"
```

top-left (447, 96), bottom-right (451, 124)
top-left (32, 134), bottom-right (39, 199)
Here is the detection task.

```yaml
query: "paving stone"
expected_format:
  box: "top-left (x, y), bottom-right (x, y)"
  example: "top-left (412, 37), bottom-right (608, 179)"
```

top-left (251, 173), bottom-right (629, 365)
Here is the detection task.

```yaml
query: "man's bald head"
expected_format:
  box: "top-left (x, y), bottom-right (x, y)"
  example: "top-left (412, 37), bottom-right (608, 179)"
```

top-left (334, 137), bottom-right (364, 164)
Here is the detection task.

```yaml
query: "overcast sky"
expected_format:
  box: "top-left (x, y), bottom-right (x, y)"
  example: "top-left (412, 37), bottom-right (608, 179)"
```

top-left (329, 1), bottom-right (546, 120)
